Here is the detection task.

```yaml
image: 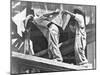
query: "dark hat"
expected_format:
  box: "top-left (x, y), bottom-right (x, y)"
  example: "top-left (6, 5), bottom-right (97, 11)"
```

top-left (29, 8), bottom-right (35, 16)
top-left (73, 6), bottom-right (85, 15)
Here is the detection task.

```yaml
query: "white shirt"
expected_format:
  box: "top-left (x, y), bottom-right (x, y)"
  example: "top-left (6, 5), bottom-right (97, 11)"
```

top-left (75, 14), bottom-right (86, 38)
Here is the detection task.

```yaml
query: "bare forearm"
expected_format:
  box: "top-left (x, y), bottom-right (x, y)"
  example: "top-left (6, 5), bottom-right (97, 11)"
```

top-left (62, 10), bottom-right (75, 17)
top-left (62, 14), bottom-right (71, 30)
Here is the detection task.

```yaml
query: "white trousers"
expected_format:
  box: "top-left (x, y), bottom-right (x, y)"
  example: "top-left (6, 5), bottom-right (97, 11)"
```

top-left (48, 24), bottom-right (63, 61)
top-left (74, 34), bottom-right (88, 65)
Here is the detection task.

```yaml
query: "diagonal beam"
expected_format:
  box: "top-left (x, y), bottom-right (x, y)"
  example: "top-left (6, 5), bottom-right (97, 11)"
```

top-left (12, 51), bottom-right (91, 72)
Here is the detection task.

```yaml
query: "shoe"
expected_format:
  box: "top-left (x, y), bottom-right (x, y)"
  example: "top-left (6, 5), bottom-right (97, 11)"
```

top-left (79, 63), bottom-right (91, 68)
top-left (78, 61), bottom-right (88, 65)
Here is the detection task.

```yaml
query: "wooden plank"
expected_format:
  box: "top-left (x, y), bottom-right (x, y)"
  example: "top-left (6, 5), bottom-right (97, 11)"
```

top-left (11, 51), bottom-right (92, 72)
top-left (34, 49), bottom-right (48, 56)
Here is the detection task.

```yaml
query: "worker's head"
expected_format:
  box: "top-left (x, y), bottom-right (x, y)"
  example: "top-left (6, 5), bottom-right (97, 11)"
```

top-left (26, 9), bottom-right (35, 22)
top-left (30, 9), bottom-right (35, 16)
top-left (73, 6), bottom-right (85, 16)
top-left (72, 6), bottom-right (86, 26)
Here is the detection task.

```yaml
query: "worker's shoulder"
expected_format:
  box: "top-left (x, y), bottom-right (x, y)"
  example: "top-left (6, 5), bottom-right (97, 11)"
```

top-left (75, 14), bottom-right (84, 19)
top-left (75, 14), bottom-right (85, 25)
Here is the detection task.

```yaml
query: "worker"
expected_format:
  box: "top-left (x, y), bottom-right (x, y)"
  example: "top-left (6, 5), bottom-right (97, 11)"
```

top-left (24, 9), bottom-right (35, 55)
top-left (63, 7), bottom-right (88, 65)
top-left (44, 9), bottom-right (63, 62)
top-left (44, 9), bottom-right (71, 62)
